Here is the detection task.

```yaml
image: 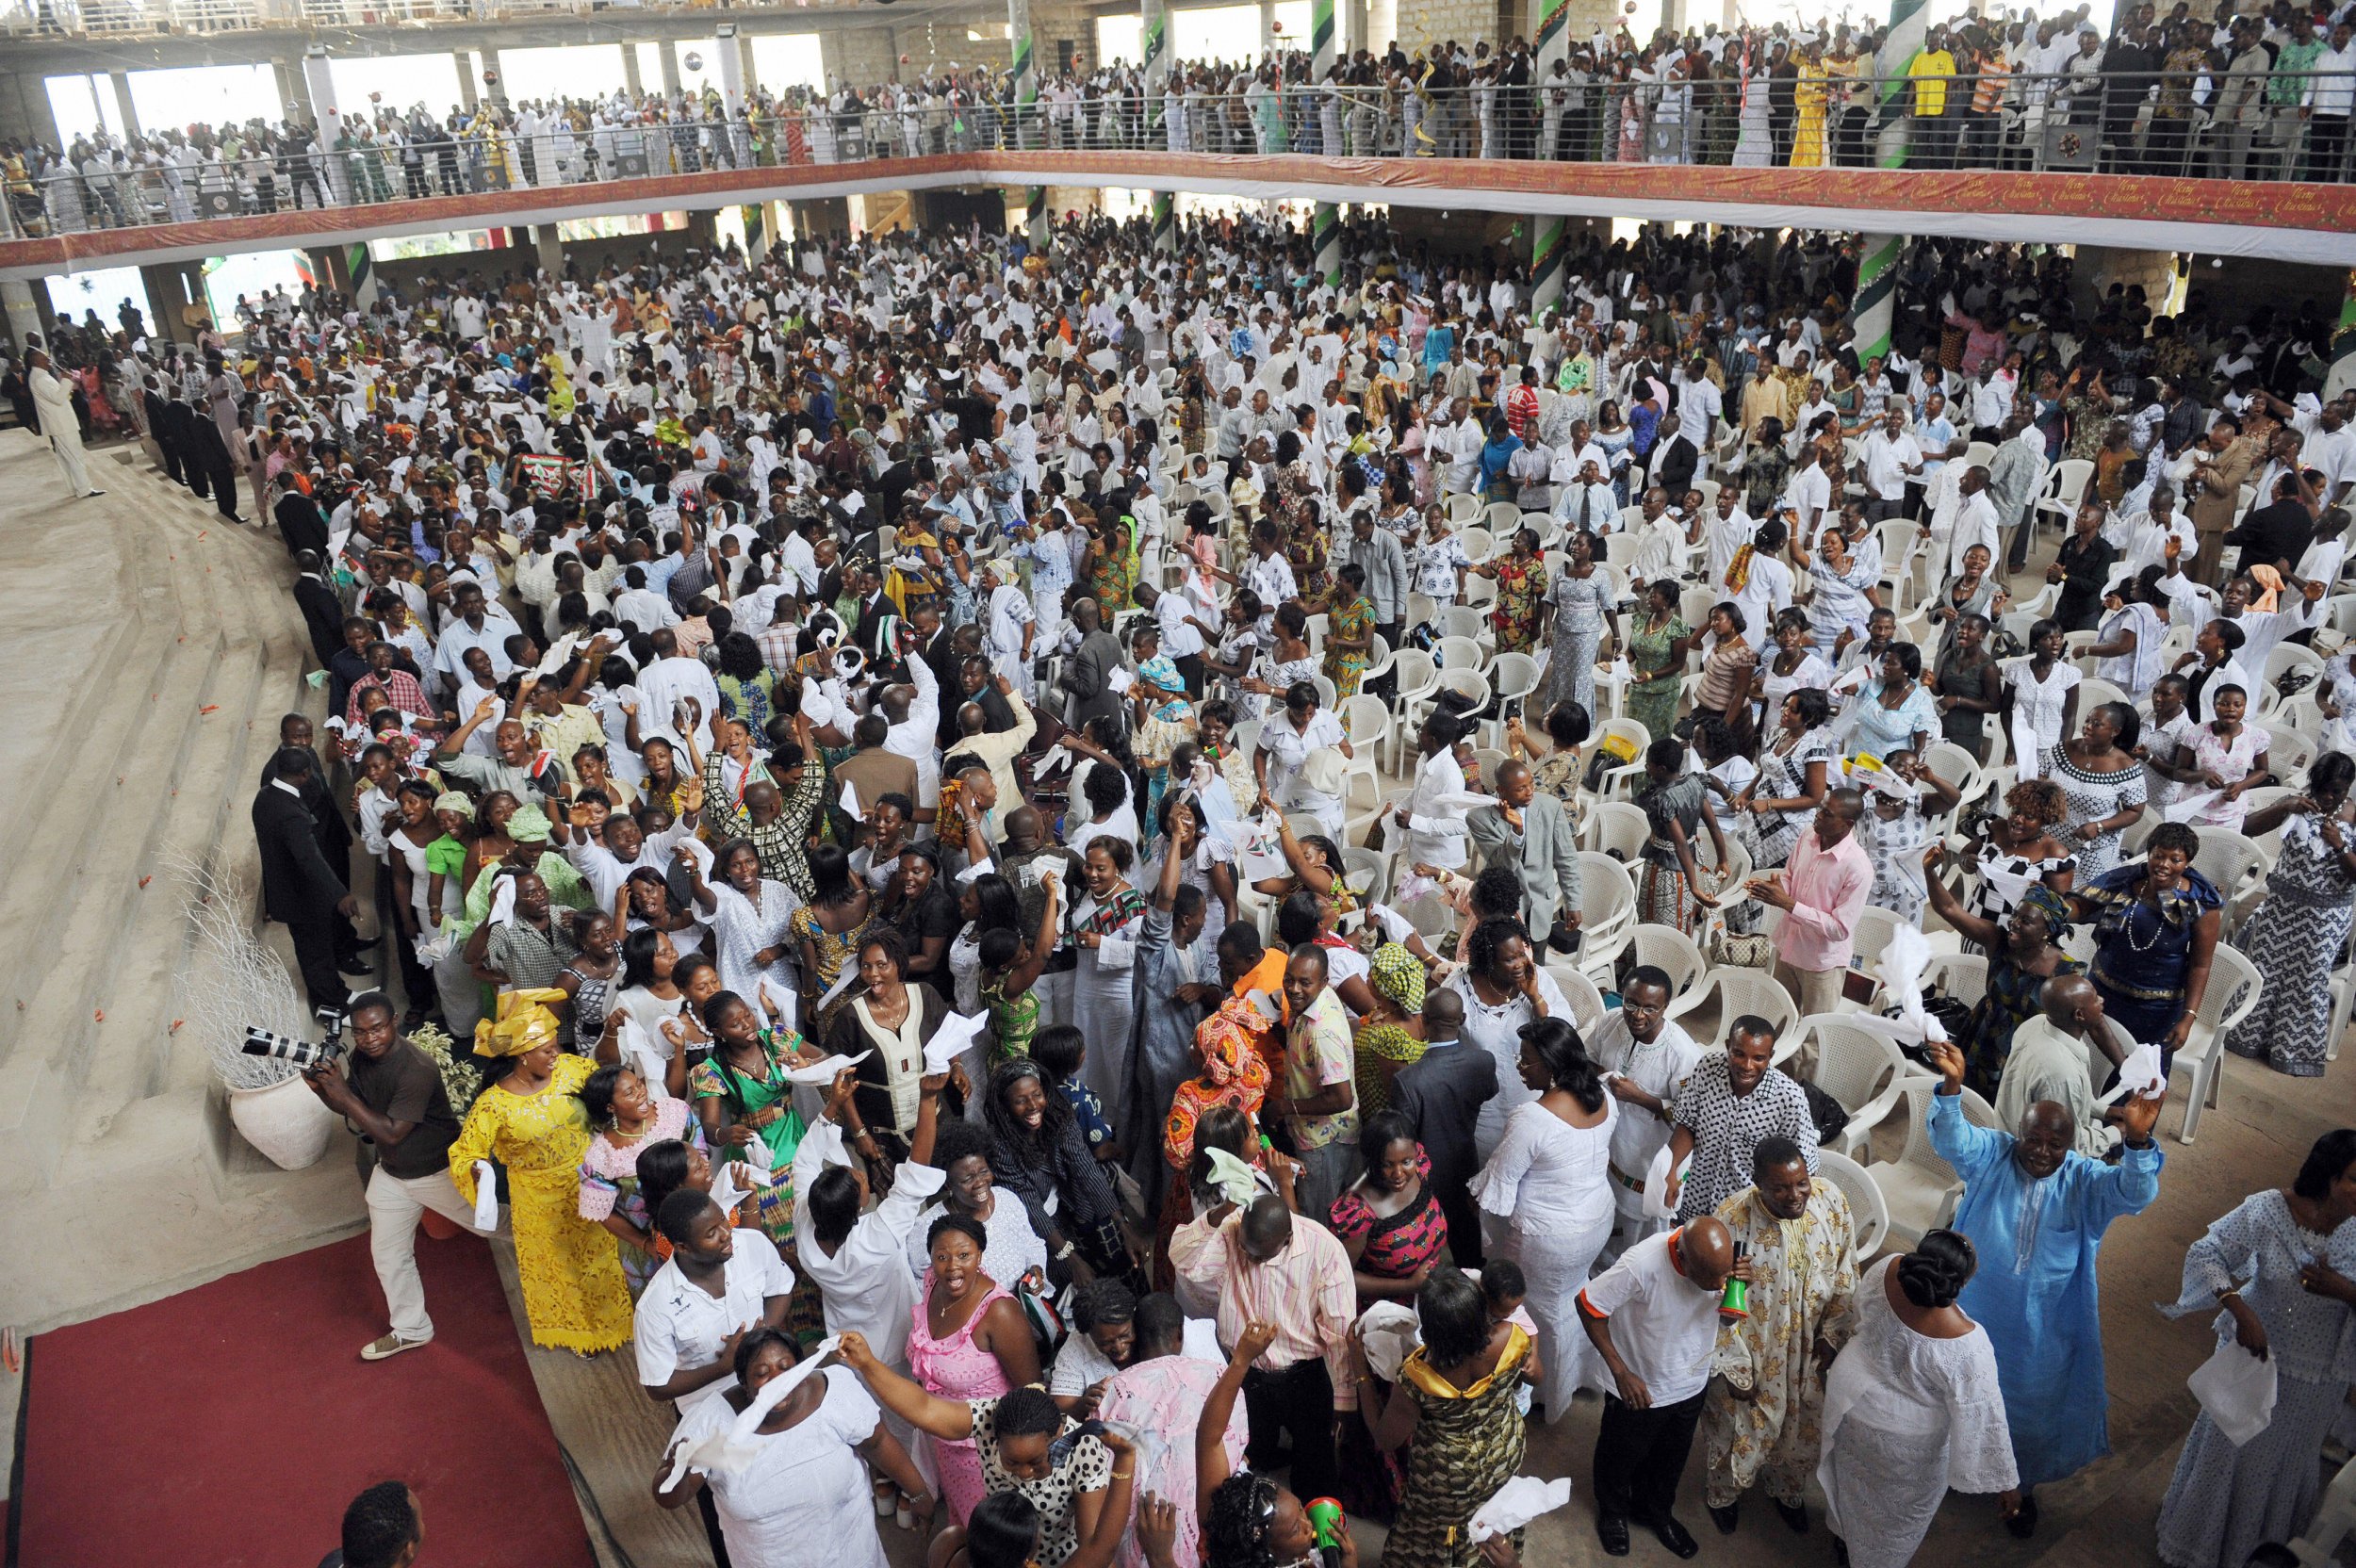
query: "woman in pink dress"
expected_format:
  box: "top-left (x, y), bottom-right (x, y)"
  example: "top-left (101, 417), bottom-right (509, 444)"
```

top-left (906, 1212), bottom-right (1040, 1526)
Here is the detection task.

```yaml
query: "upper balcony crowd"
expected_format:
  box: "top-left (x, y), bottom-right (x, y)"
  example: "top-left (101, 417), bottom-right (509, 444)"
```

top-left (7, 0), bottom-right (2356, 239)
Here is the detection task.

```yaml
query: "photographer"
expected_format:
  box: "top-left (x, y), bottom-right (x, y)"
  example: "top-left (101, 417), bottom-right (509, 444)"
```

top-left (303, 990), bottom-right (492, 1364)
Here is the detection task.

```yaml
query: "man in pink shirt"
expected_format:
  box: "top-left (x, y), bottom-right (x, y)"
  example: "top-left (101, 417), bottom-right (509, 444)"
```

top-left (1746, 790), bottom-right (1872, 1024)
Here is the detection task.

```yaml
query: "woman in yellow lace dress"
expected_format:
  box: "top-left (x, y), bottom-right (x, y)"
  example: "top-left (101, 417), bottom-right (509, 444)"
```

top-left (450, 989), bottom-right (633, 1354)
top-left (1790, 49), bottom-right (1831, 168)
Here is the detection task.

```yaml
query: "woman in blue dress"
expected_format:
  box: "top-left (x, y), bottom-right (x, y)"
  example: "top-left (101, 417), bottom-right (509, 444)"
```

top-left (1536, 529), bottom-right (1619, 720)
top-left (2068, 821), bottom-right (2223, 1071)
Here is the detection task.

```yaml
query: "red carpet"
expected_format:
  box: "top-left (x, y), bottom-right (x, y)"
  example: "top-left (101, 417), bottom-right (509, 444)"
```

top-left (13, 1233), bottom-right (597, 1568)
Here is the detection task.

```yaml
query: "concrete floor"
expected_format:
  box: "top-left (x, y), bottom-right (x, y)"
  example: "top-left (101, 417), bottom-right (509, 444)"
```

top-left (3, 424), bottom-right (2354, 1566)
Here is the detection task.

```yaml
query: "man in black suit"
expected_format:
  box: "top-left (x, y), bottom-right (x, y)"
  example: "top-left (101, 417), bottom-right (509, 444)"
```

top-left (1058, 595), bottom-right (1128, 735)
top-left (276, 484), bottom-right (332, 561)
top-left (141, 375), bottom-right (184, 486)
top-left (292, 549), bottom-right (346, 671)
top-left (1388, 988), bottom-right (1495, 1266)
top-left (255, 744), bottom-right (359, 1008)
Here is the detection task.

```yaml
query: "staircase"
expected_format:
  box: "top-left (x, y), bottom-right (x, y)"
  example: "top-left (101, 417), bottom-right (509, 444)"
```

top-left (0, 431), bottom-right (362, 1335)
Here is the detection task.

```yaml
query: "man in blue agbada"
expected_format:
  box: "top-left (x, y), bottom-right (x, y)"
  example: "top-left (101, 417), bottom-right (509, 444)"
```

top-left (1923, 1021), bottom-right (2165, 1540)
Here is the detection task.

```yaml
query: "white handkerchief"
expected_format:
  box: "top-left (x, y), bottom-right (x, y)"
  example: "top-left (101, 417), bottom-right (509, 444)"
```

top-left (957, 857), bottom-right (994, 885)
top-left (785, 1050), bottom-right (872, 1086)
top-left (1356, 1301), bottom-right (1421, 1382)
top-left (1469, 1477), bottom-right (1575, 1542)
top-left (2163, 790), bottom-right (2221, 825)
top-left (799, 1118), bottom-right (857, 1170)
top-left (470, 1160), bottom-right (499, 1231)
top-left (1035, 747), bottom-right (1072, 777)
top-left (1642, 1143), bottom-right (1689, 1220)
top-left (1432, 791), bottom-right (1501, 812)
top-left (662, 1334), bottom-right (845, 1489)
top-left (2096, 1040), bottom-right (2167, 1106)
top-left (487, 876), bottom-right (518, 927)
top-left (839, 779), bottom-right (862, 816)
top-left (756, 976), bottom-right (796, 1031)
top-left (1203, 1145), bottom-right (1269, 1209)
top-left (2186, 1339), bottom-right (2278, 1446)
top-left (814, 963), bottom-right (860, 1014)
top-left (1107, 666), bottom-right (1135, 694)
top-left (925, 1011), bottom-right (989, 1074)
top-left (1182, 1316), bottom-right (1226, 1364)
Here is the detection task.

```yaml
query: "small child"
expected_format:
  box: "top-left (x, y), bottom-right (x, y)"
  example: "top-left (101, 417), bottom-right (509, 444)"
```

top-left (1476, 1260), bottom-right (1545, 1416)
top-left (1854, 749), bottom-right (1961, 925)
top-left (978, 875), bottom-right (1060, 1069)
top-left (1033, 1023), bottom-right (1125, 1168)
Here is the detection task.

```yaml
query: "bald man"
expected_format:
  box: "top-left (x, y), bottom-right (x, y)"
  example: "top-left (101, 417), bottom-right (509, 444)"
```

top-left (1466, 758), bottom-right (1584, 945)
top-left (1579, 1215), bottom-right (1746, 1558)
top-left (1924, 1037), bottom-right (2162, 1537)
top-left (1991, 973), bottom-right (2131, 1155)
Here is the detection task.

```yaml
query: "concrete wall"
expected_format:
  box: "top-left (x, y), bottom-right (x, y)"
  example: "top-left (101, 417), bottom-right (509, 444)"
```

top-left (1390, 0), bottom-right (1613, 54)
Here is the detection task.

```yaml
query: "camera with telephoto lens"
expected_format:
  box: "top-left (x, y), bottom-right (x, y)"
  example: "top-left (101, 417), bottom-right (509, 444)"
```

top-left (242, 1004), bottom-right (350, 1070)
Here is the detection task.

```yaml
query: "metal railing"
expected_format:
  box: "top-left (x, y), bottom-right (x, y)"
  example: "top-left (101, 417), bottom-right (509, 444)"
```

top-left (8, 72), bottom-right (2353, 241)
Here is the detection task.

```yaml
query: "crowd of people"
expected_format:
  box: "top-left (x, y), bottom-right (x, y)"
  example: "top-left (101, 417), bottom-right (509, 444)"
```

top-left (22, 169), bottom-right (2356, 1568)
top-left (11, 0), bottom-right (2356, 237)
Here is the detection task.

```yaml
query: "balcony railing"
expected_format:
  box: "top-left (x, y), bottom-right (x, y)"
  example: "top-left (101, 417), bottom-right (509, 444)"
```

top-left (8, 74), bottom-right (2354, 241)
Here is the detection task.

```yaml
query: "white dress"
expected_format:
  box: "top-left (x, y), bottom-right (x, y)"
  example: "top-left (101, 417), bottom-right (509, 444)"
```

top-left (671, 1366), bottom-right (892, 1568)
top-left (1451, 967), bottom-right (1575, 1165)
top-left (1469, 1098), bottom-right (1619, 1422)
top-left (1817, 1258), bottom-right (2018, 1568)
top-left (711, 878), bottom-right (804, 1027)
top-left (2002, 658), bottom-right (2081, 778)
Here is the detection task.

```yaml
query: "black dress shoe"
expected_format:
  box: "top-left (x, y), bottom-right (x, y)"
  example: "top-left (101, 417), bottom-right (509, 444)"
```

top-left (2004, 1493), bottom-right (2037, 1539)
top-left (1596, 1513), bottom-right (1630, 1557)
top-left (337, 956), bottom-right (377, 975)
top-left (1774, 1498), bottom-right (1809, 1534)
top-left (1708, 1502), bottom-right (1740, 1535)
top-left (1652, 1517), bottom-right (1700, 1559)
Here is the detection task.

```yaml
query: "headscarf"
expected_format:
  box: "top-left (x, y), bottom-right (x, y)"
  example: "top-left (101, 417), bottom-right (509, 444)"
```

top-left (1162, 995), bottom-right (1273, 1171)
top-left (2013, 883), bottom-right (2073, 934)
top-left (432, 791), bottom-right (474, 818)
top-left (1369, 941), bottom-right (1428, 1015)
top-left (1136, 653), bottom-right (1191, 724)
top-left (473, 987), bottom-right (568, 1058)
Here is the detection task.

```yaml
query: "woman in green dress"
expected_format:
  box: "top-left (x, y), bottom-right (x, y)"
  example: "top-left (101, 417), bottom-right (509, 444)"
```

top-left (1348, 1266), bottom-right (1536, 1568)
top-left (687, 988), bottom-right (822, 1246)
top-left (1628, 580), bottom-right (1695, 743)
top-left (980, 869), bottom-right (1062, 1068)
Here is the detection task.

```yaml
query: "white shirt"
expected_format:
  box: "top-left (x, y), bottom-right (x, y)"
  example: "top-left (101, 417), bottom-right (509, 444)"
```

top-left (1859, 429), bottom-right (1923, 501)
top-left (1576, 1229), bottom-right (1725, 1405)
top-left (634, 1229), bottom-right (796, 1412)
top-left (1400, 747), bottom-right (1471, 870)
top-left (792, 1130), bottom-right (946, 1367)
top-left (1587, 1012), bottom-right (1705, 1193)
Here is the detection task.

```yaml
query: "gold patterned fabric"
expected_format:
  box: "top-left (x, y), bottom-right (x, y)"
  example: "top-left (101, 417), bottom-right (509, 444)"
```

top-left (1700, 1180), bottom-right (1860, 1510)
top-left (450, 1051), bottom-right (632, 1353)
top-left (1383, 1327), bottom-right (1533, 1568)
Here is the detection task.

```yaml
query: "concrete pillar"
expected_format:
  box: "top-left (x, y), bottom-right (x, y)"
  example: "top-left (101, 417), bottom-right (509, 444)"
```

top-left (658, 39), bottom-right (682, 104)
top-left (3, 280), bottom-right (43, 354)
top-left (274, 56), bottom-right (311, 120)
top-left (716, 30), bottom-right (748, 117)
top-left (1873, 0), bottom-right (1928, 167)
top-left (1529, 0), bottom-right (1572, 316)
top-left (2328, 273), bottom-right (2356, 402)
top-left (140, 262), bottom-right (191, 341)
top-left (108, 72), bottom-right (140, 138)
top-left (1261, 0), bottom-right (1278, 61)
top-left (1851, 234), bottom-right (1901, 363)
top-left (0, 73), bottom-right (61, 151)
top-left (1347, 0), bottom-right (1367, 54)
top-left (534, 223), bottom-right (565, 280)
top-left (736, 31), bottom-right (760, 107)
top-left (479, 46), bottom-right (506, 109)
top-left (1312, 0), bottom-right (1338, 283)
top-left (1152, 190), bottom-right (1174, 253)
top-left (1141, 0), bottom-right (1169, 144)
top-left (454, 52), bottom-right (480, 113)
top-left (1025, 184), bottom-right (1049, 249)
top-left (303, 51), bottom-right (347, 202)
top-left (1009, 0), bottom-right (1039, 148)
top-left (623, 43), bottom-right (646, 98)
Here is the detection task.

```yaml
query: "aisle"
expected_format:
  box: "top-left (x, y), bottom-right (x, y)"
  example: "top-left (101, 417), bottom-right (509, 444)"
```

top-left (15, 1231), bottom-right (594, 1568)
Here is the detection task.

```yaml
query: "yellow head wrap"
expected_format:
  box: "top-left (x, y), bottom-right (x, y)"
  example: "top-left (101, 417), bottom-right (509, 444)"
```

top-left (472, 988), bottom-right (569, 1059)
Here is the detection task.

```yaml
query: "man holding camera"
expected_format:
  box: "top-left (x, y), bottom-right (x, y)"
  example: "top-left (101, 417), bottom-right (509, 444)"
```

top-left (303, 990), bottom-right (493, 1363)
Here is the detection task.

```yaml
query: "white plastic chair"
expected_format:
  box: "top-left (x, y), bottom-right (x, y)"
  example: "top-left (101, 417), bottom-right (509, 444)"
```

top-left (1456, 525), bottom-right (1496, 565)
top-left (1545, 962), bottom-right (1608, 1037)
top-left (1588, 800), bottom-right (1650, 864)
top-left (1485, 500), bottom-right (1525, 533)
top-left (1922, 952), bottom-right (1988, 1014)
top-left (1680, 966), bottom-right (1801, 1057)
top-left (2170, 942), bottom-right (2261, 1144)
top-left (1573, 852), bottom-right (1639, 986)
top-left (1445, 493), bottom-right (1481, 524)
top-left (1816, 1147), bottom-right (1890, 1262)
top-left (1628, 924), bottom-right (1709, 1011)
top-left (1804, 1015), bottom-right (1914, 1160)
top-left (1486, 652), bottom-right (1544, 746)
top-left (1441, 605), bottom-right (1491, 643)
top-left (1871, 1081), bottom-right (1967, 1250)
top-left (1434, 635), bottom-right (1488, 674)
top-left (1591, 716), bottom-right (1655, 800)
top-left (2290, 1449), bottom-right (2356, 1567)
